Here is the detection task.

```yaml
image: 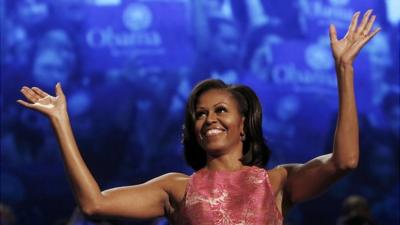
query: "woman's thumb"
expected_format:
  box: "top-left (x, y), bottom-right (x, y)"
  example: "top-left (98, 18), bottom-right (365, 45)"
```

top-left (55, 82), bottom-right (64, 97)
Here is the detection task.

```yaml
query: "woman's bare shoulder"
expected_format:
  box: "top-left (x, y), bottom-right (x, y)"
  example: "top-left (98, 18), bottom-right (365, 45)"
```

top-left (268, 163), bottom-right (303, 181)
top-left (267, 166), bottom-right (286, 178)
top-left (151, 172), bottom-right (191, 212)
top-left (151, 172), bottom-right (190, 199)
top-left (144, 172), bottom-right (189, 182)
top-left (156, 172), bottom-right (190, 183)
top-left (267, 166), bottom-right (289, 193)
top-left (266, 164), bottom-right (303, 194)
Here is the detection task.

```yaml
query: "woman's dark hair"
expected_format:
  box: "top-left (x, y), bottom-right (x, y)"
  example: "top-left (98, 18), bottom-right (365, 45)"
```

top-left (182, 79), bottom-right (271, 171)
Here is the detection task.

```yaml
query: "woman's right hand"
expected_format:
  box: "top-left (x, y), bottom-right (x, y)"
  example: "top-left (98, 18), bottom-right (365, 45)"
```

top-left (17, 83), bottom-right (67, 120)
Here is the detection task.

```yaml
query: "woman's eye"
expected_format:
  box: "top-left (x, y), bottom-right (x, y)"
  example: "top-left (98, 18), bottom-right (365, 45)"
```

top-left (195, 111), bottom-right (206, 119)
top-left (216, 107), bottom-right (227, 113)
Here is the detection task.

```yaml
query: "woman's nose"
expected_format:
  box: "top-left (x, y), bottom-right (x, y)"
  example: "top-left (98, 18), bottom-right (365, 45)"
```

top-left (206, 112), bottom-right (218, 124)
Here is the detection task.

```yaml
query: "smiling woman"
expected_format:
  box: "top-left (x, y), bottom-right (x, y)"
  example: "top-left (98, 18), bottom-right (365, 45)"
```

top-left (183, 79), bottom-right (271, 171)
top-left (16, 10), bottom-right (380, 225)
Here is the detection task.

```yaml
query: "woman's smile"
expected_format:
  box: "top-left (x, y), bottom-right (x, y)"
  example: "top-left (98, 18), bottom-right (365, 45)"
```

top-left (205, 128), bottom-right (225, 137)
top-left (202, 126), bottom-right (226, 138)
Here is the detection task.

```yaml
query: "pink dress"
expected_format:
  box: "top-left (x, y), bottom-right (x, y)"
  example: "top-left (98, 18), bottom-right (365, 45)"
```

top-left (177, 166), bottom-right (283, 225)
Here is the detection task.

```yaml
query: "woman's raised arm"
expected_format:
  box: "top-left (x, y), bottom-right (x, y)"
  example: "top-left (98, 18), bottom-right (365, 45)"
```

top-left (17, 83), bottom-right (187, 219)
top-left (274, 9), bottom-right (381, 208)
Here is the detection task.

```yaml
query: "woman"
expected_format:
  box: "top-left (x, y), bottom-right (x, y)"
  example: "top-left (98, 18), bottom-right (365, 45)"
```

top-left (17, 10), bottom-right (380, 224)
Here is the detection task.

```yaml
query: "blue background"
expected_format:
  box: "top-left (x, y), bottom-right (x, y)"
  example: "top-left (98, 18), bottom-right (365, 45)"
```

top-left (1, 0), bottom-right (399, 224)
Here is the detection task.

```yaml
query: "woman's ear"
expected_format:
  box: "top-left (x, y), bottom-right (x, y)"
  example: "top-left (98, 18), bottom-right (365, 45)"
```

top-left (240, 117), bottom-right (246, 141)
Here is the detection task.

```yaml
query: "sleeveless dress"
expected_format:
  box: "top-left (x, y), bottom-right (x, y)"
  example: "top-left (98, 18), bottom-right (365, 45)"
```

top-left (176, 166), bottom-right (283, 225)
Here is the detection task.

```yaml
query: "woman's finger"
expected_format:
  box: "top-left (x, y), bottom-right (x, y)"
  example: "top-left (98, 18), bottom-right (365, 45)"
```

top-left (16, 99), bottom-right (35, 109)
top-left (366, 27), bottom-right (381, 41)
top-left (363, 15), bottom-right (376, 37)
top-left (347, 11), bottom-right (360, 35)
top-left (356, 10), bottom-right (373, 35)
top-left (329, 24), bottom-right (338, 43)
top-left (21, 87), bottom-right (40, 103)
top-left (32, 87), bottom-right (49, 98)
top-left (354, 27), bottom-right (381, 51)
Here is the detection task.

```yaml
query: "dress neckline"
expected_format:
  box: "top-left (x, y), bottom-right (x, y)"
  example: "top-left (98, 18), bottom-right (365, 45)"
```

top-left (197, 165), bottom-right (256, 174)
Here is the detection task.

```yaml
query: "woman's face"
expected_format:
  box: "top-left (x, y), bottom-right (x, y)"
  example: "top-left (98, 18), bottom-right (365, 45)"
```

top-left (194, 89), bottom-right (245, 156)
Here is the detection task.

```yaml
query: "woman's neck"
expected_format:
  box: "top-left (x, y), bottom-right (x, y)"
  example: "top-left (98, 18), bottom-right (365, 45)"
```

top-left (205, 152), bottom-right (244, 172)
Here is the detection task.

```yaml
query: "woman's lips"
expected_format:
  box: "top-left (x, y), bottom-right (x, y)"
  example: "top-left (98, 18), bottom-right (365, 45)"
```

top-left (205, 128), bottom-right (225, 137)
top-left (201, 127), bottom-right (226, 139)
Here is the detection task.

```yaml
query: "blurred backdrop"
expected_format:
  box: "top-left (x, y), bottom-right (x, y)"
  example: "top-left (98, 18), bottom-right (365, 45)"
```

top-left (1, 0), bottom-right (399, 224)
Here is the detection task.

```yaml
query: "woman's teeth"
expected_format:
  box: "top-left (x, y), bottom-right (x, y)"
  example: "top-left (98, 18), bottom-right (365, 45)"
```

top-left (205, 129), bottom-right (224, 137)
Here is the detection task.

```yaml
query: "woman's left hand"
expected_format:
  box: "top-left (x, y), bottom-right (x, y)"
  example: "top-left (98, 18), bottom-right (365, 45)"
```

top-left (329, 9), bottom-right (380, 66)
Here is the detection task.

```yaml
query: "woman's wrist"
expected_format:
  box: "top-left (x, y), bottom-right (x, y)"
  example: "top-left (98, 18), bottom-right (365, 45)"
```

top-left (49, 109), bottom-right (70, 124)
top-left (335, 59), bottom-right (354, 77)
top-left (335, 58), bottom-right (354, 69)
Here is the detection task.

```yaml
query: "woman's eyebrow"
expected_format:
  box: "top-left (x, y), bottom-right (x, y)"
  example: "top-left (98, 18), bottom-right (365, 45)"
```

top-left (213, 102), bottom-right (228, 107)
top-left (196, 102), bottom-right (228, 110)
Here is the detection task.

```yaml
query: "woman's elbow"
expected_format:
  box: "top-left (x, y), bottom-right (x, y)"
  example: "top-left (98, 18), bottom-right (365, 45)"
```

top-left (81, 205), bottom-right (97, 217)
top-left (335, 157), bottom-right (359, 172)
top-left (80, 200), bottom-right (103, 217)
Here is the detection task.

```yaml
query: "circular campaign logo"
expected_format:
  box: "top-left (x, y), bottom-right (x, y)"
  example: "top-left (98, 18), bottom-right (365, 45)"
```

top-left (123, 3), bottom-right (153, 31)
top-left (304, 38), bottom-right (333, 71)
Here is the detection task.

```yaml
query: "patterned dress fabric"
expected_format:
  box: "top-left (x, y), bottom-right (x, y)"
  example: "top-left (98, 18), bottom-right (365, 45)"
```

top-left (177, 166), bottom-right (283, 225)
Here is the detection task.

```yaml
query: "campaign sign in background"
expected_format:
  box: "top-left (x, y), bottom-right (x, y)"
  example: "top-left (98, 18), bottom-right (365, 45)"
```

top-left (2, 0), bottom-right (399, 224)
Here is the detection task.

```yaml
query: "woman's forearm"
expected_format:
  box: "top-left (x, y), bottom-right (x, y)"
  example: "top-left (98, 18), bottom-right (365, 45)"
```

top-left (49, 111), bottom-right (102, 213)
top-left (17, 84), bottom-right (173, 218)
top-left (331, 63), bottom-right (359, 170)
